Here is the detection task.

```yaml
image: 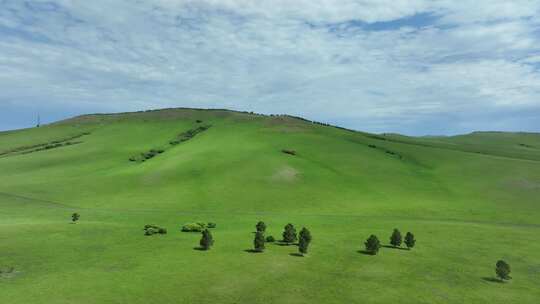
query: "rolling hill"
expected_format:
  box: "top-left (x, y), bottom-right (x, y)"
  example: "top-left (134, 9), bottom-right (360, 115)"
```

top-left (1, 108), bottom-right (539, 304)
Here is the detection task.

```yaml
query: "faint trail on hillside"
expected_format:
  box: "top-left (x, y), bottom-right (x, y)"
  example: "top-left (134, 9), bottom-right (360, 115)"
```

top-left (1, 191), bottom-right (539, 229)
top-left (379, 136), bottom-right (540, 163)
top-left (0, 191), bottom-right (77, 209)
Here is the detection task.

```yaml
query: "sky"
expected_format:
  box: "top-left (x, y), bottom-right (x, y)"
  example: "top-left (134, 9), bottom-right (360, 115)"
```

top-left (1, 0), bottom-right (540, 135)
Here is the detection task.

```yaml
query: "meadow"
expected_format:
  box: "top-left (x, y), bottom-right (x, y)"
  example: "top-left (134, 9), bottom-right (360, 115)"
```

top-left (1, 108), bottom-right (539, 303)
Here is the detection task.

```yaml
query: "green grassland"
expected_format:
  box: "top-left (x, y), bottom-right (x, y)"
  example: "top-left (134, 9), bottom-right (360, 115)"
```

top-left (1, 108), bottom-right (539, 303)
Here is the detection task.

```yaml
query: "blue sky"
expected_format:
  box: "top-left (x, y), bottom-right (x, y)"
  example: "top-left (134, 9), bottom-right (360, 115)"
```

top-left (1, 0), bottom-right (540, 135)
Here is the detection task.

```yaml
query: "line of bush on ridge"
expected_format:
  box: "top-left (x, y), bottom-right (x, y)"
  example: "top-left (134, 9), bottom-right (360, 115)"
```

top-left (129, 124), bottom-right (211, 163)
top-left (1, 132), bottom-right (91, 157)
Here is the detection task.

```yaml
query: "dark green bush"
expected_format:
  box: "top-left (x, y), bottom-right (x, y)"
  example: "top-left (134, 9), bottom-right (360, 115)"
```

top-left (158, 228), bottom-right (167, 234)
top-left (282, 149), bottom-right (296, 156)
top-left (145, 228), bottom-right (157, 236)
top-left (266, 235), bottom-right (275, 243)
top-left (207, 222), bottom-right (217, 228)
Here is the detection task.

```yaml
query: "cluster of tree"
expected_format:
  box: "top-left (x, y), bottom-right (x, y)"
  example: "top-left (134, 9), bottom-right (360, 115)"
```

top-left (251, 222), bottom-right (312, 255)
top-left (390, 229), bottom-right (416, 250)
top-left (364, 229), bottom-right (416, 255)
top-left (71, 213), bottom-right (514, 281)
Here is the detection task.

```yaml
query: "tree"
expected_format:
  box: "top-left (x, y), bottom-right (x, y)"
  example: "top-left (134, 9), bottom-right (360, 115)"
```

top-left (298, 227), bottom-right (312, 256)
top-left (282, 223), bottom-right (297, 244)
top-left (404, 232), bottom-right (416, 250)
top-left (390, 228), bottom-right (402, 248)
top-left (495, 260), bottom-right (511, 281)
top-left (199, 229), bottom-right (214, 250)
top-left (71, 213), bottom-right (80, 223)
top-left (364, 235), bottom-right (381, 255)
top-left (254, 231), bottom-right (265, 252)
top-left (256, 221), bottom-right (266, 233)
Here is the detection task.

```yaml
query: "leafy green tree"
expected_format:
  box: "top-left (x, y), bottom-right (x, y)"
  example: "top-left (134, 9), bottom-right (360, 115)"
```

top-left (364, 234), bottom-right (381, 255)
top-left (298, 227), bottom-right (312, 255)
top-left (495, 260), bottom-right (511, 281)
top-left (254, 231), bottom-right (265, 252)
top-left (390, 228), bottom-right (402, 248)
top-left (199, 229), bottom-right (214, 250)
top-left (404, 232), bottom-right (416, 250)
top-left (282, 223), bottom-right (297, 244)
top-left (256, 221), bottom-right (266, 233)
top-left (71, 213), bottom-right (80, 223)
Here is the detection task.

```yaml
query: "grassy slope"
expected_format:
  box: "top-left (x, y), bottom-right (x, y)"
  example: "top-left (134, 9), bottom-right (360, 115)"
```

top-left (1, 108), bottom-right (539, 304)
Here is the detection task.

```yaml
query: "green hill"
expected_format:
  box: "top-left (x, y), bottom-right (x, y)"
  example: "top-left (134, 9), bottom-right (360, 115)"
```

top-left (1, 108), bottom-right (539, 303)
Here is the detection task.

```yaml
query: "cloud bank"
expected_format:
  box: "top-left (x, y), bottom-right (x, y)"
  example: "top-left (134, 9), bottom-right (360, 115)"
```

top-left (1, 0), bottom-right (539, 134)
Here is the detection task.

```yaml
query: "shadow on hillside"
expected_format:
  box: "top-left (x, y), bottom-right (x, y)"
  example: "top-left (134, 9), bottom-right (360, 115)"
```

top-left (275, 242), bottom-right (296, 246)
top-left (482, 277), bottom-right (505, 283)
top-left (193, 247), bottom-right (208, 251)
top-left (244, 249), bottom-right (263, 253)
top-left (289, 253), bottom-right (304, 257)
top-left (358, 250), bottom-right (376, 256)
top-left (382, 245), bottom-right (409, 251)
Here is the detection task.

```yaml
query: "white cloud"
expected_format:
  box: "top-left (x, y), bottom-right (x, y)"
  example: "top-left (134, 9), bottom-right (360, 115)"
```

top-left (0, 0), bottom-right (540, 134)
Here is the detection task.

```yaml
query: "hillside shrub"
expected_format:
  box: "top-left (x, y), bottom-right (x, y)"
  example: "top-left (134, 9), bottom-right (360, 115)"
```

top-left (266, 235), bottom-right (275, 243)
top-left (145, 227), bottom-right (158, 236)
top-left (182, 222), bottom-right (214, 232)
top-left (144, 224), bottom-right (166, 236)
top-left (71, 212), bottom-right (80, 223)
top-left (282, 149), bottom-right (296, 156)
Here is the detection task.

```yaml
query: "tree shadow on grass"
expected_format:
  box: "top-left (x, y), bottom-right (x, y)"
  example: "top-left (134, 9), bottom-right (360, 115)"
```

top-left (358, 250), bottom-right (376, 256)
top-left (244, 249), bottom-right (263, 253)
top-left (382, 245), bottom-right (409, 251)
top-left (289, 253), bottom-right (304, 257)
top-left (275, 242), bottom-right (296, 246)
top-left (482, 277), bottom-right (505, 283)
top-left (193, 247), bottom-right (208, 251)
